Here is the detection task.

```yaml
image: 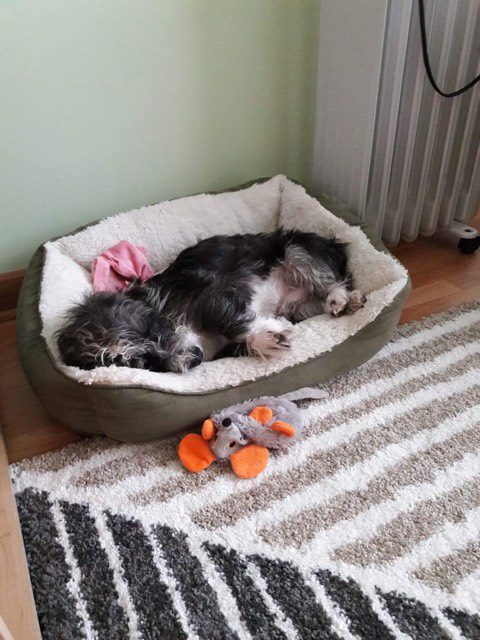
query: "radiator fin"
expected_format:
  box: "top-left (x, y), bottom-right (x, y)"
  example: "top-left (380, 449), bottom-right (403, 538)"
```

top-left (312, 0), bottom-right (480, 245)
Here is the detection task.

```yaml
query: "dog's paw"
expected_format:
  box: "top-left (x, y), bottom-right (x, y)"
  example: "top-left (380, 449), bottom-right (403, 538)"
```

top-left (247, 330), bottom-right (292, 358)
top-left (247, 318), bottom-right (293, 359)
top-left (269, 329), bottom-right (292, 351)
top-left (325, 288), bottom-right (367, 317)
top-left (347, 290), bottom-right (367, 314)
top-left (325, 289), bottom-right (349, 317)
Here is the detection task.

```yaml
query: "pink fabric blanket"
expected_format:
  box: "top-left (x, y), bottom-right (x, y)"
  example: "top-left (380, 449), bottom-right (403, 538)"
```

top-left (92, 240), bottom-right (154, 292)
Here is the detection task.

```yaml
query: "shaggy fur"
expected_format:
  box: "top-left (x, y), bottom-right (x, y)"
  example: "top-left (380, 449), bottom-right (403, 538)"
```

top-left (57, 229), bottom-right (366, 373)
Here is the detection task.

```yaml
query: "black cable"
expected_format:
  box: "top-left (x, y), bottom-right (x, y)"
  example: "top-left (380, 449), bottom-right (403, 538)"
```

top-left (418, 0), bottom-right (480, 98)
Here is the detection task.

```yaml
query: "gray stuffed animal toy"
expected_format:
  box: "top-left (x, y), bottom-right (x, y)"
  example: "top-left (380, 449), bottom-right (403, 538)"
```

top-left (178, 388), bottom-right (323, 478)
top-left (210, 396), bottom-right (302, 459)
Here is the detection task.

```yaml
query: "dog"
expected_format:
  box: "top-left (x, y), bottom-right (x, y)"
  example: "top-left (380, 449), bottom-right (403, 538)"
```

top-left (57, 229), bottom-right (366, 373)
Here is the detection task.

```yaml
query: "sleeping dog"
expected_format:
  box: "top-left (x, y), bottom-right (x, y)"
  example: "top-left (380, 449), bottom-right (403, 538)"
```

top-left (57, 229), bottom-right (366, 373)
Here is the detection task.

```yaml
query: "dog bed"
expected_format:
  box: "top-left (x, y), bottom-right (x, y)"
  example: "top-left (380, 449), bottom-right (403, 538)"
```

top-left (17, 176), bottom-right (410, 441)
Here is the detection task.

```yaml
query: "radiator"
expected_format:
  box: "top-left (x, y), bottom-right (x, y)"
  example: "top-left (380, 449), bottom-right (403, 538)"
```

top-left (312, 0), bottom-right (480, 245)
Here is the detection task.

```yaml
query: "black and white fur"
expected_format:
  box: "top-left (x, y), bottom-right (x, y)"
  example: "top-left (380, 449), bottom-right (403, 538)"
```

top-left (57, 229), bottom-right (366, 373)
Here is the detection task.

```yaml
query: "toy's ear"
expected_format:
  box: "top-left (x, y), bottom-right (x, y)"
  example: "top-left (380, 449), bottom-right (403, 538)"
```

top-left (248, 405), bottom-right (273, 425)
top-left (270, 420), bottom-right (296, 437)
top-left (178, 434), bottom-right (215, 473)
top-left (230, 444), bottom-right (269, 479)
top-left (201, 418), bottom-right (215, 440)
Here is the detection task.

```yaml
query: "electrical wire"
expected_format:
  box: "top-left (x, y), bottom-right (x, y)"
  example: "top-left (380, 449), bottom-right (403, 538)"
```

top-left (418, 0), bottom-right (480, 98)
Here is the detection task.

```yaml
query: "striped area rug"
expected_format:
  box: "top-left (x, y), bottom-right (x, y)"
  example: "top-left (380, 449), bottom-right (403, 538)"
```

top-left (12, 302), bottom-right (480, 639)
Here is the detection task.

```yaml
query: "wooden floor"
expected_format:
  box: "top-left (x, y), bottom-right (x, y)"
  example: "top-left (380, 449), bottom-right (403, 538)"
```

top-left (0, 320), bottom-right (84, 465)
top-left (391, 228), bottom-right (480, 324)
top-left (0, 426), bottom-right (41, 640)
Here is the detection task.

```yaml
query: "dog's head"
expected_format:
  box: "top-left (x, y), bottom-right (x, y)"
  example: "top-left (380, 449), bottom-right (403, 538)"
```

top-left (147, 322), bottom-right (204, 373)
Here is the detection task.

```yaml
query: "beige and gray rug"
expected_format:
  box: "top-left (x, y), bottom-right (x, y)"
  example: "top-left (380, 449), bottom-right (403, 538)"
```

top-left (12, 302), bottom-right (480, 639)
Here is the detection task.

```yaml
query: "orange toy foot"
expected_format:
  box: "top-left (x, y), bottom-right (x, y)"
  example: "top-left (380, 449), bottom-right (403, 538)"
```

top-left (269, 420), bottom-right (296, 437)
top-left (230, 444), bottom-right (269, 479)
top-left (249, 405), bottom-right (273, 425)
top-left (178, 433), bottom-right (215, 473)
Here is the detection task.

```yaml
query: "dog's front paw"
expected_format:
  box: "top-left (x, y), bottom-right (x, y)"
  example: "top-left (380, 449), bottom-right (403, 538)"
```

top-left (247, 318), bottom-right (293, 359)
top-left (325, 289), bottom-right (349, 317)
top-left (270, 329), bottom-right (292, 350)
top-left (247, 330), bottom-right (292, 358)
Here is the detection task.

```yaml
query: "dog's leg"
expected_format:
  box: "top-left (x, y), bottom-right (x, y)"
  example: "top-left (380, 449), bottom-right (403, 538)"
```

top-left (346, 289), bottom-right (367, 314)
top-left (324, 284), bottom-right (366, 317)
top-left (244, 316), bottom-right (293, 359)
top-left (324, 285), bottom-right (350, 317)
top-left (285, 298), bottom-right (325, 323)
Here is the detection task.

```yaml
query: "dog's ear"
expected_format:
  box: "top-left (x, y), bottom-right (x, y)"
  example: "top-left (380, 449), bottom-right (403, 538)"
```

top-left (201, 418), bottom-right (215, 440)
top-left (248, 406), bottom-right (273, 425)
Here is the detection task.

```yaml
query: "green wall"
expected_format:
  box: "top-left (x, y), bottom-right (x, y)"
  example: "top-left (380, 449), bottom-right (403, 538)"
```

top-left (0, 1), bottom-right (319, 271)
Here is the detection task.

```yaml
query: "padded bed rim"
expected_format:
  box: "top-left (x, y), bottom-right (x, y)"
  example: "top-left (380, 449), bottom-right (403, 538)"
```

top-left (17, 178), bottom-right (411, 441)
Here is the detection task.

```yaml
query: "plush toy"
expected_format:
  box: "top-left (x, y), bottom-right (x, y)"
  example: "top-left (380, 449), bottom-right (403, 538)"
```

top-left (178, 395), bottom-right (304, 479)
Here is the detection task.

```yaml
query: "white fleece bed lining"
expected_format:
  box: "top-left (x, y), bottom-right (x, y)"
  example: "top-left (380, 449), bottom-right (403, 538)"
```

top-left (39, 176), bottom-right (408, 393)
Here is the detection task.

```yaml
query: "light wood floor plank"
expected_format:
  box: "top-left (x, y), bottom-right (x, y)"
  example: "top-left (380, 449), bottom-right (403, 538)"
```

top-left (0, 321), bottom-right (83, 464)
top-left (0, 427), bottom-right (41, 640)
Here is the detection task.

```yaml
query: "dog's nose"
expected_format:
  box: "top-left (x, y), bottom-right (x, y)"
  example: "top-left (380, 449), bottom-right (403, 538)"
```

top-left (187, 346), bottom-right (203, 369)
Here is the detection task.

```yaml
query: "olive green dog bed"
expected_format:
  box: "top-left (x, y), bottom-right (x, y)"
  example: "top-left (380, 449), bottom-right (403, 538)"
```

top-left (17, 176), bottom-right (410, 441)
